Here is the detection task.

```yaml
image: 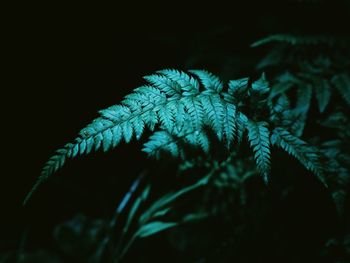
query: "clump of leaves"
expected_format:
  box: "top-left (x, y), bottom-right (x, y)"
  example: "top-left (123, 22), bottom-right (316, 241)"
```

top-left (23, 32), bottom-right (350, 262)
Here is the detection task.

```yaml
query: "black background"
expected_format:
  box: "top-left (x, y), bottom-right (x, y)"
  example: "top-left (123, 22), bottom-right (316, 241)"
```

top-left (2, 0), bottom-right (350, 261)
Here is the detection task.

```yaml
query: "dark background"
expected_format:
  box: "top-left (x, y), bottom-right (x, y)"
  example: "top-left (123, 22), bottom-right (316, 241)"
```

top-left (2, 0), bottom-right (350, 261)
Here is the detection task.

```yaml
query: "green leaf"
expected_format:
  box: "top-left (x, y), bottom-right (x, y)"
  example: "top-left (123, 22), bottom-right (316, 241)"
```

top-left (131, 116), bottom-right (145, 140)
top-left (143, 131), bottom-right (179, 158)
top-left (269, 72), bottom-right (298, 99)
top-left (189, 69), bottom-right (223, 93)
top-left (200, 94), bottom-right (224, 140)
top-left (181, 96), bottom-right (204, 130)
top-left (228, 77), bottom-right (249, 97)
top-left (270, 127), bottom-right (326, 186)
top-left (246, 121), bottom-right (271, 183)
top-left (135, 221), bottom-right (178, 238)
top-left (144, 74), bottom-right (181, 96)
top-left (292, 85), bottom-right (312, 136)
top-left (315, 78), bottom-right (331, 113)
top-left (24, 68), bottom-right (276, 206)
top-left (251, 34), bottom-right (335, 47)
top-left (102, 129), bottom-right (113, 152)
top-left (185, 130), bottom-right (210, 153)
top-left (124, 184), bottom-right (151, 234)
top-left (157, 104), bottom-right (175, 132)
top-left (157, 69), bottom-right (200, 95)
top-left (332, 73), bottom-right (350, 106)
top-left (121, 121), bottom-right (133, 143)
top-left (251, 73), bottom-right (270, 95)
top-left (236, 112), bottom-right (248, 143)
top-left (140, 175), bottom-right (210, 224)
top-left (182, 211), bottom-right (210, 222)
top-left (222, 103), bottom-right (237, 148)
top-left (296, 85), bottom-right (313, 113)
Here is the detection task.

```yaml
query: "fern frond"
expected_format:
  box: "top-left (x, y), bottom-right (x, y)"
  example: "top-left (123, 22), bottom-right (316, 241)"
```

top-left (123, 85), bottom-right (166, 108)
top-left (292, 85), bottom-right (313, 136)
top-left (315, 78), bottom-right (331, 113)
top-left (39, 71), bottom-right (204, 182)
top-left (272, 94), bottom-right (290, 116)
top-left (142, 131), bottom-right (180, 158)
top-left (222, 103), bottom-right (237, 148)
top-left (319, 111), bottom-right (348, 129)
top-left (269, 72), bottom-right (298, 99)
top-left (270, 127), bottom-right (326, 185)
top-left (143, 74), bottom-right (182, 97)
top-left (236, 112), bottom-right (248, 143)
top-left (332, 73), bottom-right (350, 106)
top-left (227, 77), bottom-right (249, 99)
top-left (189, 70), bottom-right (223, 93)
top-left (200, 94), bottom-right (224, 140)
top-left (295, 85), bottom-right (313, 113)
top-left (141, 110), bottom-right (158, 131)
top-left (185, 130), bottom-right (210, 154)
top-left (23, 143), bottom-right (74, 205)
top-left (156, 103), bottom-right (176, 132)
top-left (25, 69), bottom-right (287, 204)
top-left (251, 34), bottom-right (336, 47)
top-left (157, 69), bottom-right (200, 95)
top-left (251, 73), bottom-right (270, 95)
top-left (142, 129), bottom-right (210, 158)
top-left (181, 96), bottom-right (204, 130)
top-left (25, 70), bottom-right (212, 204)
top-left (246, 121), bottom-right (271, 183)
top-left (255, 46), bottom-right (285, 70)
top-left (172, 100), bottom-right (186, 132)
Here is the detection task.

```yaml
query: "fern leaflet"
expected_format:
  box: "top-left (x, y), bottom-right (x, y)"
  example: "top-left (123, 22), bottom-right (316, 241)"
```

top-left (246, 121), bottom-right (271, 183)
top-left (189, 69), bottom-right (223, 93)
top-left (315, 78), bottom-right (332, 113)
top-left (251, 34), bottom-right (338, 47)
top-left (332, 73), bottom-right (350, 106)
top-left (222, 103), bottom-right (237, 148)
top-left (270, 127), bottom-right (326, 186)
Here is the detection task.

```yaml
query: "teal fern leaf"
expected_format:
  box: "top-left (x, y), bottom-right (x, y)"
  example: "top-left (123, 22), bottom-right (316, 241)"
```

top-left (157, 69), bottom-right (200, 96)
top-left (181, 96), bottom-right (204, 130)
top-left (135, 221), bottom-right (178, 238)
top-left (142, 131), bottom-right (180, 158)
top-left (200, 94), bottom-right (224, 140)
top-left (27, 69), bottom-right (251, 205)
top-left (269, 72), bottom-right (298, 99)
top-left (332, 73), bottom-right (350, 106)
top-left (246, 121), bottom-right (271, 183)
top-left (270, 127), bottom-right (326, 186)
top-left (26, 69), bottom-right (320, 205)
top-left (251, 34), bottom-right (337, 47)
top-left (185, 130), bottom-right (210, 154)
top-left (222, 103), bottom-right (237, 148)
top-left (24, 70), bottom-right (204, 204)
top-left (189, 69), bottom-right (223, 93)
top-left (236, 112), bottom-right (248, 143)
top-left (142, 128), bottom-right (211, 158)
top-left (291, 85), bottom-right (313, 136)
top-left (157, 104), bottom-right (176, 132)
top-left (315, 78), bottom-right (332, 113)
top-left (227, 77), bottom-right (249, 101)
top-left (143, 74), bottom-right (182, 97)
top-left (251, 73), bottom-right (270, 95)
top-left (295, 85), bottom-right (313, 114)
